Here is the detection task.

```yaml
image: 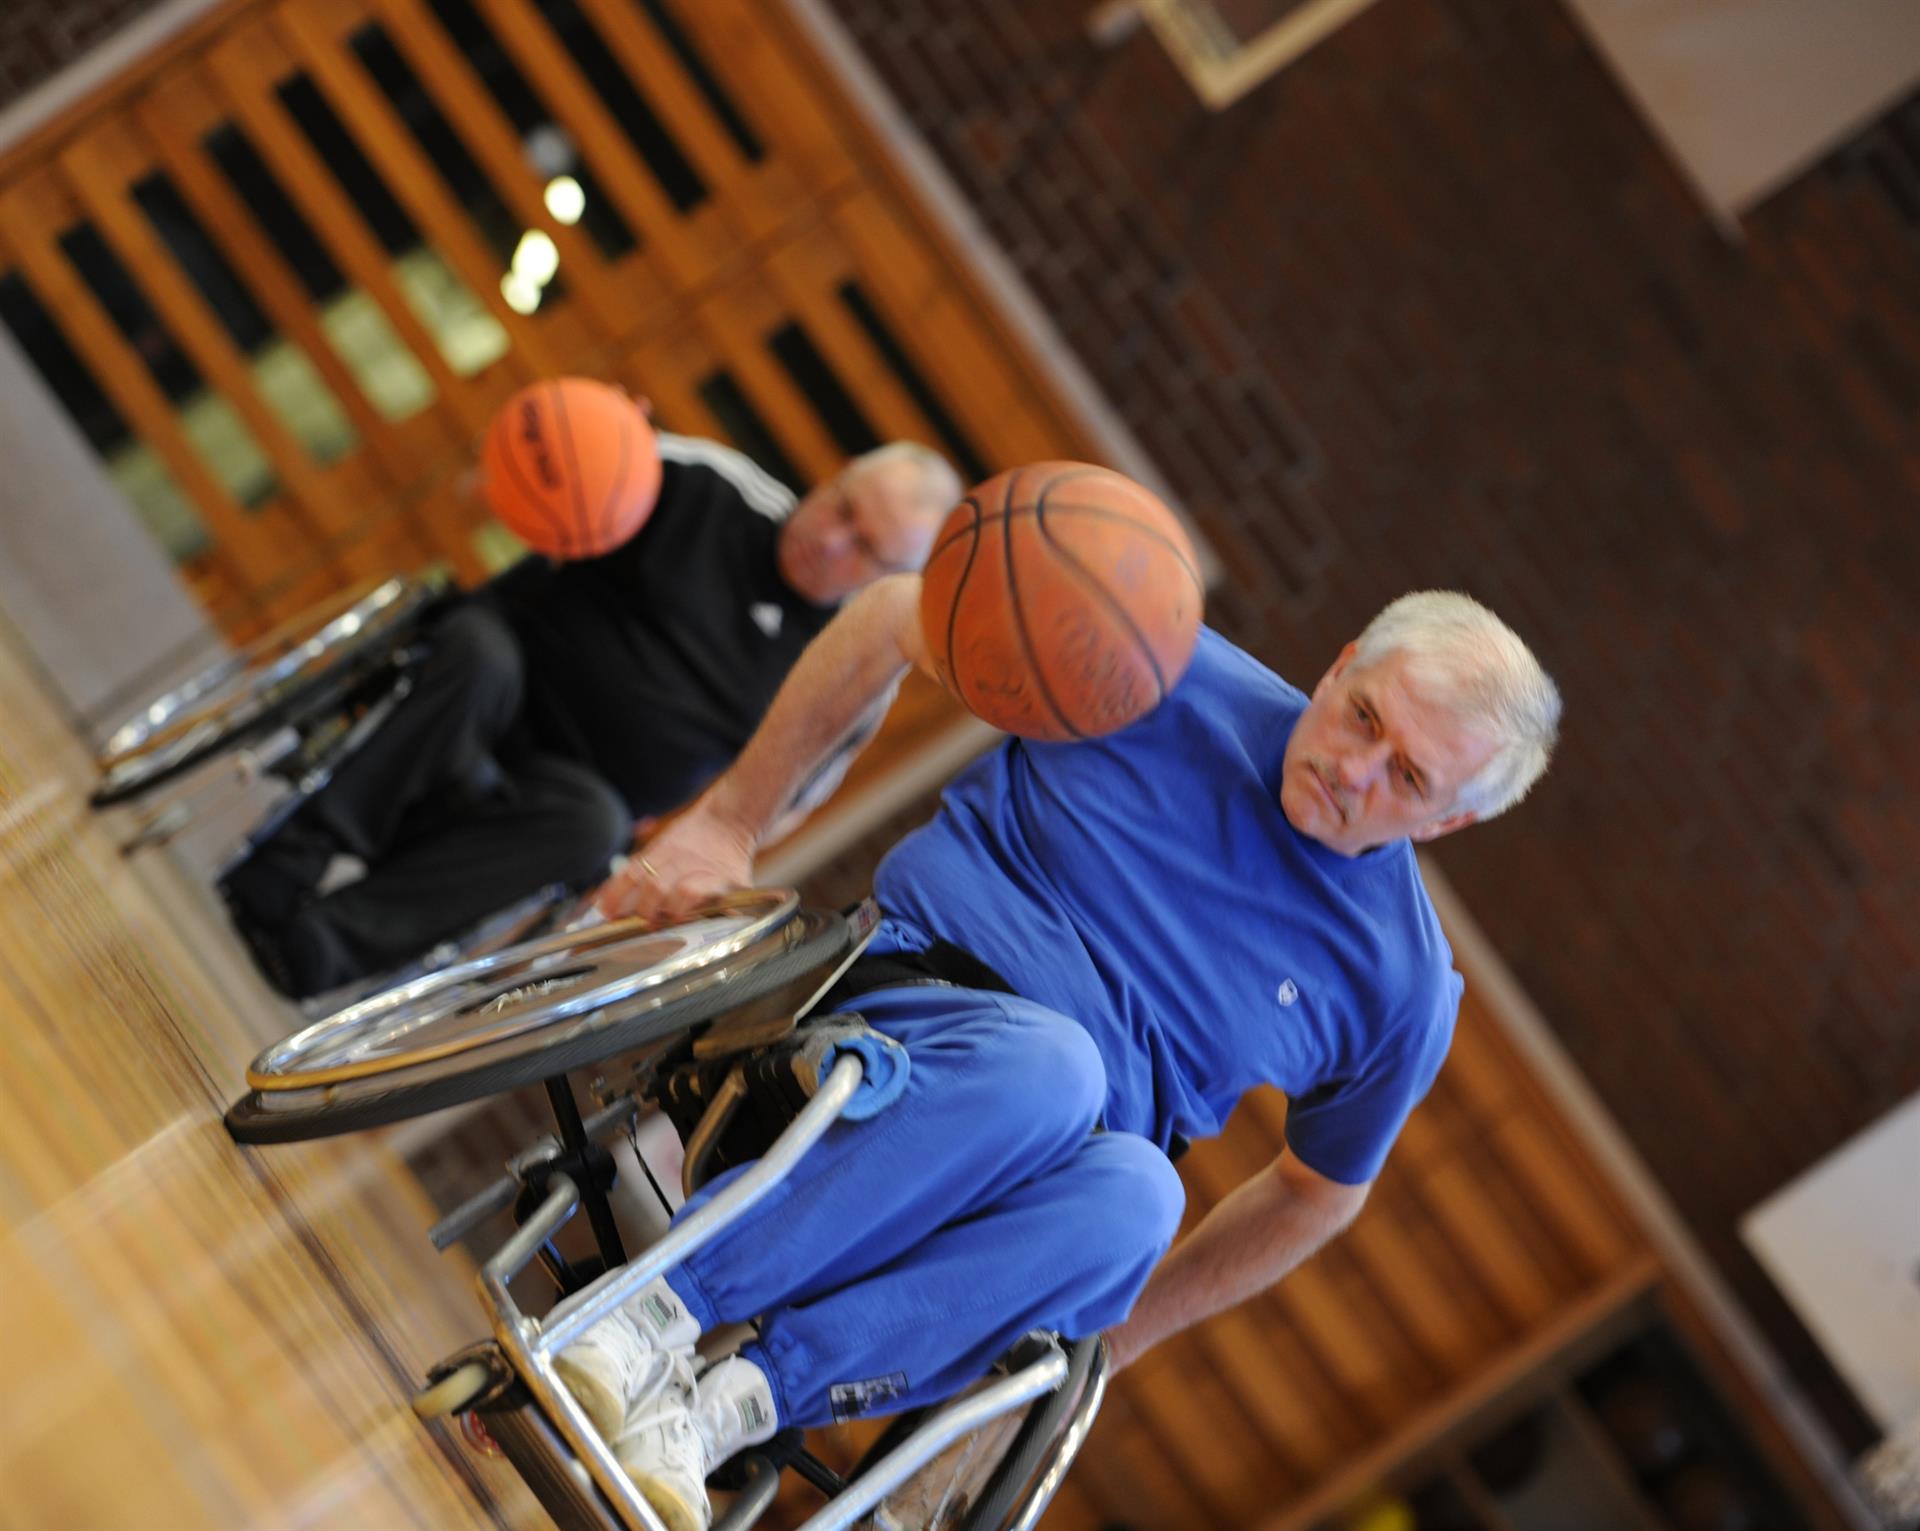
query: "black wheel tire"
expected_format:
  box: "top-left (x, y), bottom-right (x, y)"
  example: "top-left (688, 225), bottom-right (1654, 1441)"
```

top-left (956, 1335), bottom-right (1101, 1531)
top-left (224, 910), bottom-right (851, 1144)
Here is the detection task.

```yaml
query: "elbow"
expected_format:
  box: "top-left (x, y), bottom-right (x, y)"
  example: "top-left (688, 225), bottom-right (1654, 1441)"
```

top-left (853, 573), bottom-right (927, 671)
top-left (1306, 1179), bottom-right (1367, 1239)
top-left (1271, 1152), bottom-right (1370, 1231)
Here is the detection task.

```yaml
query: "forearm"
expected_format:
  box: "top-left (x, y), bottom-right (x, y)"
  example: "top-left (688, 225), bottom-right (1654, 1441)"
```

top-left (1108, 1160), bottom-right (1359, 1370)
top-left (703, 575), bottom-right (922, 847)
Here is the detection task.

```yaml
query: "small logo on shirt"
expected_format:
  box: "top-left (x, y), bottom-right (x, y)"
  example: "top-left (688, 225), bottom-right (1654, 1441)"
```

top-left (749, 601), bottom-right (784, 637)
top-left (1276, 979), bottom-right (1299, 1007)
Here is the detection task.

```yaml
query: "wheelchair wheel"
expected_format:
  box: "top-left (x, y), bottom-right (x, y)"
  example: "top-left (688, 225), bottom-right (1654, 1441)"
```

top-left (91, 572), bottom-right (447, 806)
top-left (225, 890), bottom-right (851, 1144)
top-left (854, 1334), bottom-right (1105, 1531)
top-left (955, 1334), bottom-right (1103, 1531)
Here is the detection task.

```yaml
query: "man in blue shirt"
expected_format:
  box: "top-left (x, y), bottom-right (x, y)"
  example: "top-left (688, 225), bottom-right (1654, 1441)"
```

top-left (560, 577), bottom-right (1560, 1531)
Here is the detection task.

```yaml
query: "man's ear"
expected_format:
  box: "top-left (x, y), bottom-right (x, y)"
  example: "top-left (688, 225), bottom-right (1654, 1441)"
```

top-left (1312, 641), bottom-right (1360, 701)
top-left (1410, 808), bottom-right (1478, 844)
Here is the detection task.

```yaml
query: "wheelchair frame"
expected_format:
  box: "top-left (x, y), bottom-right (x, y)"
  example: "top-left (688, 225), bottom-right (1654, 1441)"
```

top-left (226, 888), bottom-right (1109, 1528)
top-left (418, 1056), bottom-right (1108, 1530)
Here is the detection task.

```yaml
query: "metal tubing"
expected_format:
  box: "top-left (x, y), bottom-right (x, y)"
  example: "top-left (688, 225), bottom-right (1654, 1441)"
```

top-left (481, 1395), bottom-right (627, 1531)
top-left (538, 1055), bottom-right (865, 1355)
top-left (478, 1175), bottom-right (671, 1531)
top-left (476, 1060), bottom-right (863, 1531)
top-left (709, 1454), bottom-right (781, 1531)
top-left (1006, 1339), bottom-right (1111, 1531)
top-left (679, 1066), bottom-right (748, 1200)
top-left (430, 1096), bottom-right (641, 1251)
top-left (432, 1168), bottom-right (534, 1251)
top-left (794, 1350), bottom-right (1070, 1531)
top-left (508, 1344), bottom-right (672, 1531)
top-left (486, 1177), bottom-right (580, 1287)
top-left (579, 1093), bottom-right (643, 1142)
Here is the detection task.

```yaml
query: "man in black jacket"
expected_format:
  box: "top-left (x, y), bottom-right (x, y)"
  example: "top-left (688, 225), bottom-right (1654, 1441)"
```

top-left (223, 434), bottom-right (960, 998)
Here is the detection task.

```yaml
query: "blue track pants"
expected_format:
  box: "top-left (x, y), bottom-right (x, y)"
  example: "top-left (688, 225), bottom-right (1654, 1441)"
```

top-left (662, 983), bottom-right (1186, 1429)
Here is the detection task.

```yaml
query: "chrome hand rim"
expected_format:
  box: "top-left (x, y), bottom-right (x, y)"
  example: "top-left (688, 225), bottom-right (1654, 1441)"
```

top-left (94, 574), bottom-right (437, 790)
top-left (246, 887), bottom-right (797, 1090)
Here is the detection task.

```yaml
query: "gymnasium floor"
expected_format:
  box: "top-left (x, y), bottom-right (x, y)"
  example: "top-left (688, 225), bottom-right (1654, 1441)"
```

top-left (0, 623), bottom-right (537, 1529)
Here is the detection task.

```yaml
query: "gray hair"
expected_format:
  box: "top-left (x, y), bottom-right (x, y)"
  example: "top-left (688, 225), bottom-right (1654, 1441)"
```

top-left (1352, 591), bottom-right (1562, 820)
top-left (849, 440), bottom-right (964, 518)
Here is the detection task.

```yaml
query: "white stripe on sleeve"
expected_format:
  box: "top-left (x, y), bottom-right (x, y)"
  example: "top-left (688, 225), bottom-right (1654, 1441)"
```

top-left (656, 431), bottom-right (798, 521)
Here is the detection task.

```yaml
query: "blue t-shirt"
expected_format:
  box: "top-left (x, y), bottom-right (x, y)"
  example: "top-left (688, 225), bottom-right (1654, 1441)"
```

top-left (874, 627), bottom-right (1461, 1185)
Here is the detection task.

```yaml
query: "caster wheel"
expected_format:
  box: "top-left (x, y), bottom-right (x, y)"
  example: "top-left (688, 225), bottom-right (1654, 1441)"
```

top-left (412, 1359), bottom-right (494, 1419)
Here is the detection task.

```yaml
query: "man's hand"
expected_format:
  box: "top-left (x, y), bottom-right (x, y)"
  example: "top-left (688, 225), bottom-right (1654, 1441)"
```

top-left (595, 575), bottom-right (926, 925)
top-left (594, 801), bottom-right (757, 922)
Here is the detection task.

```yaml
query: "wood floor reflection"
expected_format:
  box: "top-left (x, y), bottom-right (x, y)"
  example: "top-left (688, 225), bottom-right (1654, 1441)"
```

top-left (0, 627), bottom-right (539, 1530)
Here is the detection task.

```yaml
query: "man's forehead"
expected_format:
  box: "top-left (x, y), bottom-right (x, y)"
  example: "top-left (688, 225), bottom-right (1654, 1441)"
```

top-left (1347, 649), bottom-right (1441, 708)
top-left (849, 458), bottom-right (925, 511)
top-left (1348, 655), bottom-right (1495, 782)
top-left (853, 462), bottom-right (942, 538)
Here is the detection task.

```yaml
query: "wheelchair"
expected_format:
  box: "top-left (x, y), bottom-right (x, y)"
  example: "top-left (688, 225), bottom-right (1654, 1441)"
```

top-left (88, 571), bottom-right (578, 1003)
top-left (90, 572), bottom-right (451, 850)
top-left (224, 890), bottom-right (1108, 1531)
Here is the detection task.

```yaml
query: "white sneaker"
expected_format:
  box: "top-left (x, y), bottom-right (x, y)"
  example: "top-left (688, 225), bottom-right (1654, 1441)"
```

top-left (553, 1274), bottom-right (702, 1441)
top-left (613, 1356), bottom-right (778, 1531)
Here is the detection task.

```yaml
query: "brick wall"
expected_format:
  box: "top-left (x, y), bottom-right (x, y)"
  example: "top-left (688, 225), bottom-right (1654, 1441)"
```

top-left (812, 0), bottom-right (1920, 1450)
top-left (0, 0), bottom-right (166, 108)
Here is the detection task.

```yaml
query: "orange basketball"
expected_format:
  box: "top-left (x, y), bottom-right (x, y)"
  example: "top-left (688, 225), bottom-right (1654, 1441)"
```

top-left (920, 462), bottom-right (1204, 741)
top-left (480, 378), bottom-right (661, 559)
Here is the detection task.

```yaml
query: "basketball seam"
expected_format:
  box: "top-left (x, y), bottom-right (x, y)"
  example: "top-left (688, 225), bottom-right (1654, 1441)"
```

top-left (1034, 485), bottom-right (1171, 702)
top-left (596, 403), bottom-right (635, 551)
top-left (993, 501), bottom-right (1205, 593)
top-left (923, 500), bottom-right (981, 575)
top-left (550, 381), bottom-right (590, 559)
top-left (1003, 466), bottom-right (1082, 741)
top-left (494, 432), bottom-right (574, 557)
top-left (926, 503), bottom-right (989, 565)
top-left (940, 494), bottom-right (983, 684)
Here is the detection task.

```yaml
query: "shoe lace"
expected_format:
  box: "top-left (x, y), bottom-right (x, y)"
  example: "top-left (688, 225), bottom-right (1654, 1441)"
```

top-left (586, 1313), bottom-right (677, 1397)
top-left (622, 1346), bottom-right (708, 1476)
top-left (626, 1346), bottom-right (699, 1423)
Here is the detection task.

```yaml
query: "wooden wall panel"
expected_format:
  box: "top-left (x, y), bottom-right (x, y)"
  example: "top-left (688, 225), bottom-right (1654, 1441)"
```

top-left (274, 0), bottom-right (564, 378)
top-left (0, 0), bottom-right (1084, 668)
top-left (369, 0), bottom-right (637, 339)
top-left (0, 170), bottom-right (298, 618)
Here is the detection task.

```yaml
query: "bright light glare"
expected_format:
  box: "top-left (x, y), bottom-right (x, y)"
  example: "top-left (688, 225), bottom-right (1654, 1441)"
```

top-left (544, 176), bottom-right (586, 225)
top-left (512, 230), bottom-right (560, 287)
top-left (501, 270), bottom-right (542, 315)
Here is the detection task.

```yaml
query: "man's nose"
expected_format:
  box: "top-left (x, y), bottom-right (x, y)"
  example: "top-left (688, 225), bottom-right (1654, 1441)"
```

top-left (1332, 741), bottom-right (1391, 789)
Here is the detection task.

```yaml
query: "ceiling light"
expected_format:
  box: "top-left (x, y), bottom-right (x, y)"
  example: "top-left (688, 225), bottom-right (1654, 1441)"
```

top-left (544, 175), bottom-right (586, 225)
top-left (501, 269), bottom-right (542, 315)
